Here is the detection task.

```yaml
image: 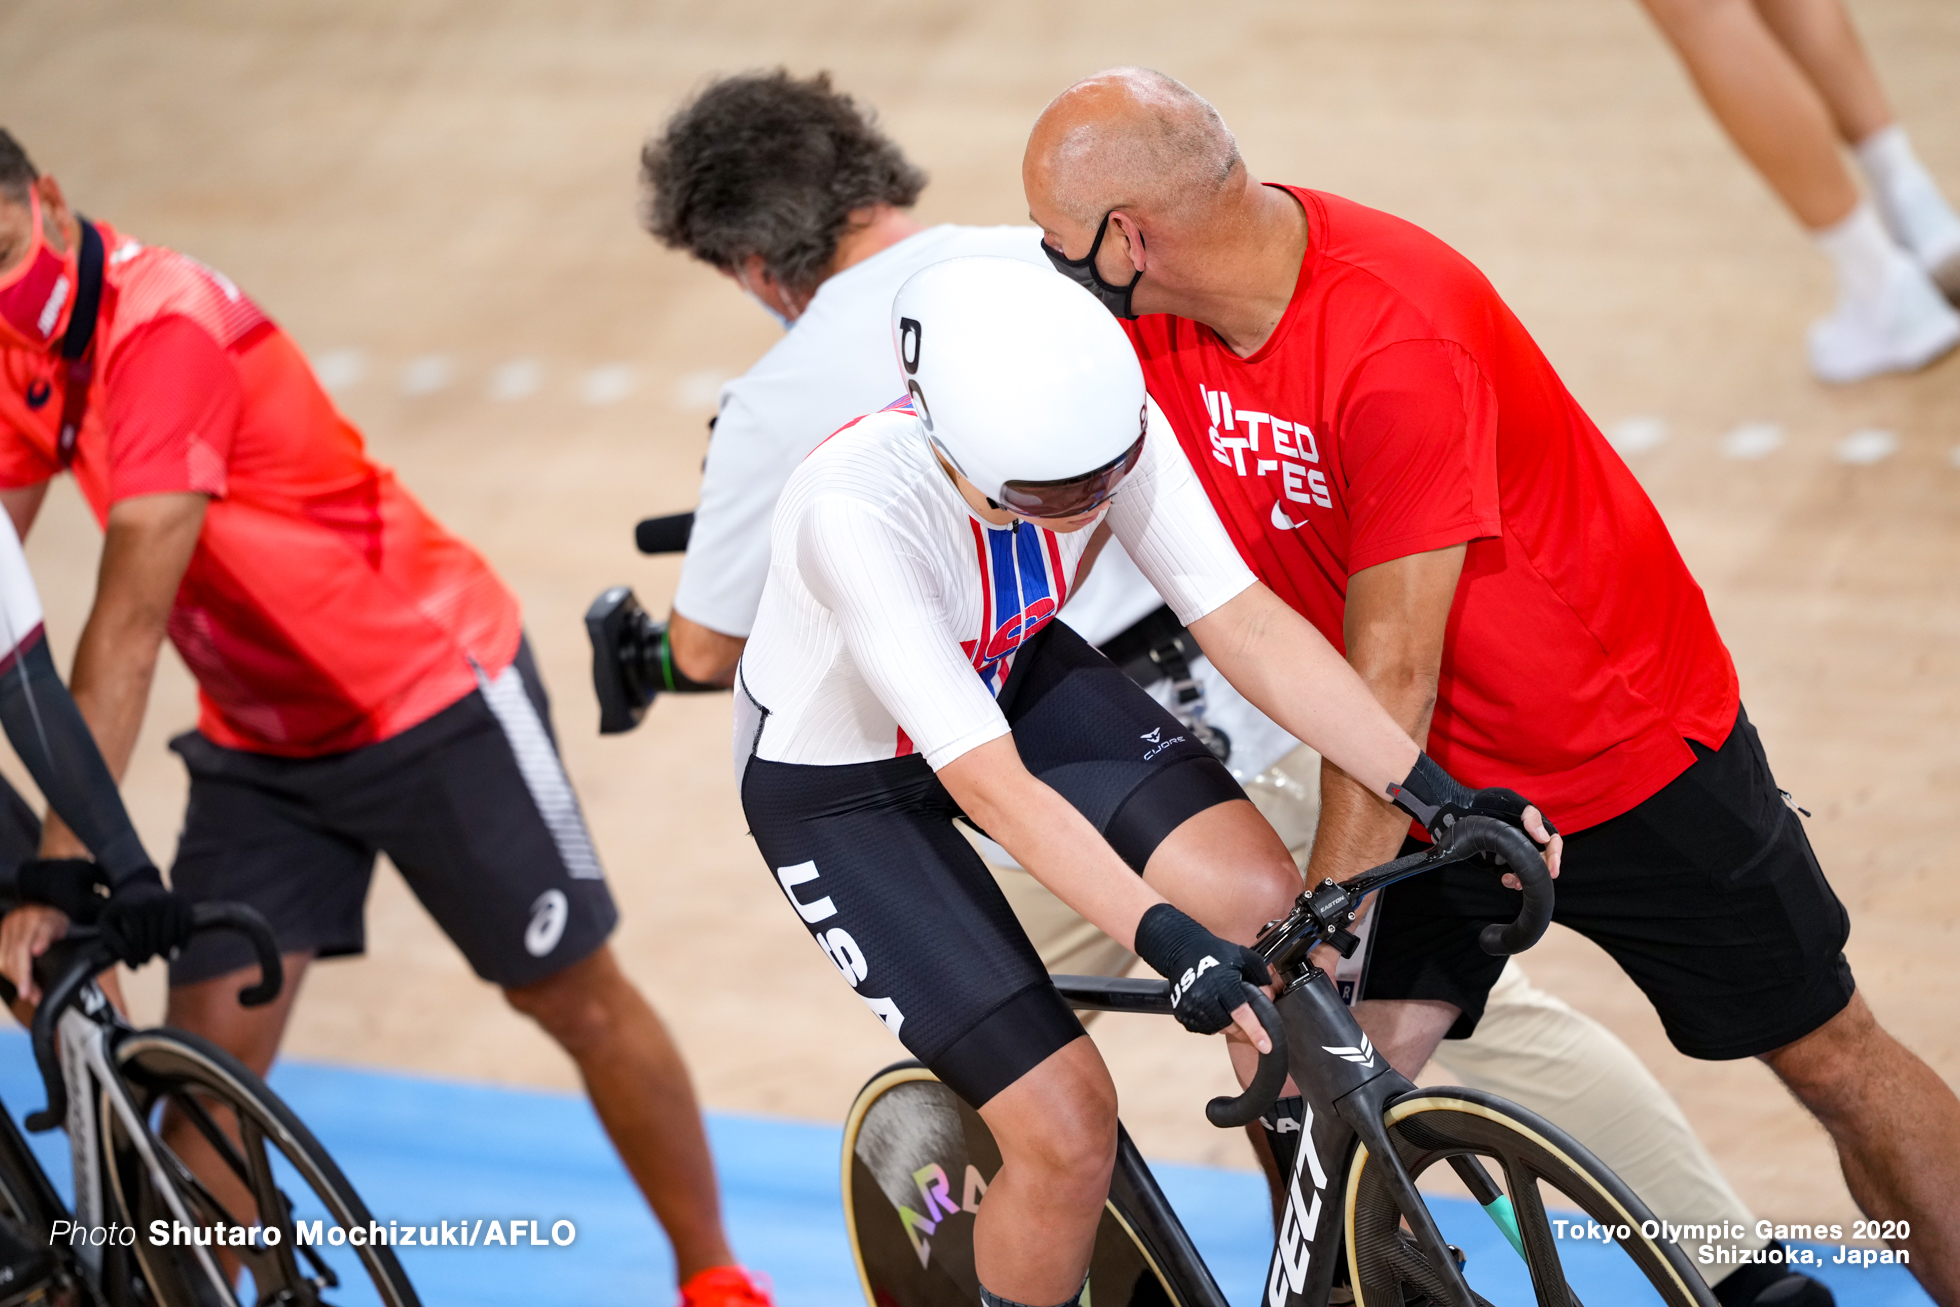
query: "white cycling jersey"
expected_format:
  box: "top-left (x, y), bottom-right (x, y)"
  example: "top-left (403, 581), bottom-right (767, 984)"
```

top-left (736, 395), bottom-right (1257, 776)
top-left (0, 511), bottom-right (45, 669)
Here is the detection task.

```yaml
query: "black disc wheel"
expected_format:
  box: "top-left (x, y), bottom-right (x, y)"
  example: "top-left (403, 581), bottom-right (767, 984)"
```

top-left (843, 1062), bottom-right (1184, 1307)
top-left (1344, 1088), bottom-right (1716, 1307)
top-left (99, 1027), bottom-right (419, 1307)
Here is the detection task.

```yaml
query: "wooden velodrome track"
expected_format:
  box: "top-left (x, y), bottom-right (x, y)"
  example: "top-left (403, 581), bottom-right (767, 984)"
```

top-left (3, 0), bottom-right (1956, 1231)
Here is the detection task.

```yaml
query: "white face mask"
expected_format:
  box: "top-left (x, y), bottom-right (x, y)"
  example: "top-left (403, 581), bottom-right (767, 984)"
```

top-left (734, 267), bottom-right (792, 331)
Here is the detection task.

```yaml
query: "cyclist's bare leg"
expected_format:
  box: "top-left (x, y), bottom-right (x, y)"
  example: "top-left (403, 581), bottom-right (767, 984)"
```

top-left (502, 944), bottom-right (736, 1282)
top-left (1142, 799), bottom-right (1301, 945)
top-left (160, 951), bottom-right (315, 1282)
top-left (1760, 990), bottom-right (1960, 1303)
top-left (972, 1035), bottom-right (1117, 1305)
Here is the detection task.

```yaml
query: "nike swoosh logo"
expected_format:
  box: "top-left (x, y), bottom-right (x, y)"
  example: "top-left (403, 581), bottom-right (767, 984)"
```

top-left (1271, 501), bottom-right (1309, 531)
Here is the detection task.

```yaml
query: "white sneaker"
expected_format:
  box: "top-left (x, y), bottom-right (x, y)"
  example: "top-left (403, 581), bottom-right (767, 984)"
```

top-left (1930, 249), bottom-right (1960, 307)
top-left (1872, 170), bottom-right (1960, 307)
top-left (1807, 255), bottom-right (1960, 384)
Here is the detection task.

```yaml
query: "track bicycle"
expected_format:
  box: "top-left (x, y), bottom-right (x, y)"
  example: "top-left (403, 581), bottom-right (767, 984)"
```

top-left (842, 815), bottom-right (1718, 1307)
top-left (0, 896), bottom-right (419, 1307)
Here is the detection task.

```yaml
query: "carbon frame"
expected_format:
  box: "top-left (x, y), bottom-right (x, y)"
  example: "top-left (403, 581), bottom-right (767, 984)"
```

top-left (1058, 970), bottom-right (1482, 1307)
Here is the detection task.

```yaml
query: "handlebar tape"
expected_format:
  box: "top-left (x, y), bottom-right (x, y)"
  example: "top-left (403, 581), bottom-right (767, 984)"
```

top-left (1439, 818), bottom-right (1556, 955)
top-left (1205, 985), bottom-right (1289, 1129)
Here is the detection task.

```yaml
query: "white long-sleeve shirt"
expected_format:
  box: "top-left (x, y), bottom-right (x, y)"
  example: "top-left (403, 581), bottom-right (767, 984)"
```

top-left (736, 396), bottom-right (1257, 774)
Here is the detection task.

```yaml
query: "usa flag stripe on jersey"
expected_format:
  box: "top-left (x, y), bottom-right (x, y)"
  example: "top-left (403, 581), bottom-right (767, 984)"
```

top-left (963, 518), bottom-right (1066, 695)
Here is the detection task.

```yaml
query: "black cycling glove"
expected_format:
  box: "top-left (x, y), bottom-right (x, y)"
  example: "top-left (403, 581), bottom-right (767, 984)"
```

top-left (1387, 752), bottom-right (1558, 844)
top-left (1133, 903), bottom-right (1271, 1037)
top-left (14, 857), bottom-right (110, 922)
top-left (97, 868), bottom-right (195, 968)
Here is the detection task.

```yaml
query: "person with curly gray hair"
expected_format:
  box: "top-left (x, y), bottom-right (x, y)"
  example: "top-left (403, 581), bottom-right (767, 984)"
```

top-left (643, 69), bottom-right (927, 322)
top-left (638, 69), bottom-right (1035, 686)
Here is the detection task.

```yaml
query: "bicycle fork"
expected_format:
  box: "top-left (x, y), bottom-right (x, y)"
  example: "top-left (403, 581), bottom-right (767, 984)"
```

top-left (1263, 973), bottom-right (1480, 1307)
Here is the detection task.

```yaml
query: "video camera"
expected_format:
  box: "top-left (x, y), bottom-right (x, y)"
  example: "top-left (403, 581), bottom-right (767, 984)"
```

top-left (584, 511), bottom-right (707, 735)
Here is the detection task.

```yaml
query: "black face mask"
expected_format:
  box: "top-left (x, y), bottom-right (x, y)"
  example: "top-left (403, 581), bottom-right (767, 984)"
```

top-left (1041, 210), bottom-right (1143, 320)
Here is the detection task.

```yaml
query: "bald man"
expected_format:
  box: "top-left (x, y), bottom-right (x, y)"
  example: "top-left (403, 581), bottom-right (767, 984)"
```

top-left (1026, 69), bottom-right (1958, 1306)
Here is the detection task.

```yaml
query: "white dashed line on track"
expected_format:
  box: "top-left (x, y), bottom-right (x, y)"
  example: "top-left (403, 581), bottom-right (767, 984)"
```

top-left (489, 358), bottom-right (542, 402)
top-left (306, 351), bottom-right (1935, 479)
top-left (1834, 429), bottom-right (1898, 466)
top-left (674, 369), bottom-right (731, 410)
top-left (579, 364), bottom-right (637, 406)
top-left (313, 349), bottom-right (367, 394)
top-left (1720, 422), bottom-right (1784, 460)
top-left (1607, 416), bottom-right (1668, 455)
top-left (400, 354), bottom-right (455, 397)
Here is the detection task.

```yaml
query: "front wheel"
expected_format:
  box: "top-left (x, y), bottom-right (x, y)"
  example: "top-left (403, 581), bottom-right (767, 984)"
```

top-left (842, 1061), bottom-right (1184, 1307)
top-left (1344, 1087), bottom-right (1716, 1307)
top-left (100, 1026), bottom-right (420, 1307)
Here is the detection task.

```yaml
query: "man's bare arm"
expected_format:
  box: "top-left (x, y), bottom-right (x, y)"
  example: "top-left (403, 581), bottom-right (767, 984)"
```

top-left (666, 610), bottom-right (745, 688)
top-left (40, 492), bottom-right (207, 857)
top-left (1303, 543), bottom-right (1466, 885)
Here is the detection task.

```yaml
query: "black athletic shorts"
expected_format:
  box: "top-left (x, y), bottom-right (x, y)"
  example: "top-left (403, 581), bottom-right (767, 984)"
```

top-left (1362, 705), bottom-right (1855, 1060)
top-left (167, 638), bottom-right (618, 990)
top-left (739, 621), bottom-right (1244, 1108)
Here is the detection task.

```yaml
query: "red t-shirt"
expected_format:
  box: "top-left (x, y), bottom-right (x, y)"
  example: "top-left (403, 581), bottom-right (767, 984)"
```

top-left (1125, 187), bottom-right (1738, 832)
top-left (0, 222), bottom-right (520, 757)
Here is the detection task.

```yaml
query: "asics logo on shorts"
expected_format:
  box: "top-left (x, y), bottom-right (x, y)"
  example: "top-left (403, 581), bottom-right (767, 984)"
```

top-left (524, 889), bottom-right (568, 957)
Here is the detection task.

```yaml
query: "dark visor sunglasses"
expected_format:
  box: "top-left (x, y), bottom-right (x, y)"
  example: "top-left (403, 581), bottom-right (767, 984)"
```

top-left (994, 428), bottom-right (1147, 520)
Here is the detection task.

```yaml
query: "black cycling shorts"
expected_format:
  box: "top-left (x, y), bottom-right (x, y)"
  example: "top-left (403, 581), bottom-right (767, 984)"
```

top-left (739, 621), bottom-right (1244, 1108)
top-left (1362, 705), bottom-right (1855, 1060)
top-left (167, 639), bottom-right (618, 990)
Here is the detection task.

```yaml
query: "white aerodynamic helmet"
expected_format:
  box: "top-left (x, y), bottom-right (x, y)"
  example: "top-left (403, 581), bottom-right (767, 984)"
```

top-left (892, 256), bottom-right (1147, 519)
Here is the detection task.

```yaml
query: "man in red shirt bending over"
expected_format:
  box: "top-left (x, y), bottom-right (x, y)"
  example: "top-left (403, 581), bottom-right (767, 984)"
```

top-left (0, 131), bottom-right (767, 1307)
top-left (1026, 70), bottom-right (1959, 1302)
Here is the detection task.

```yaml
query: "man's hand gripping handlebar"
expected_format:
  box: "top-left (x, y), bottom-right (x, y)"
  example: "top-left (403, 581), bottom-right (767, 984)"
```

top-left (1204, 815), bottom-right (1557, 1129)
top-left (18, 903), bottom-right (283, 1132)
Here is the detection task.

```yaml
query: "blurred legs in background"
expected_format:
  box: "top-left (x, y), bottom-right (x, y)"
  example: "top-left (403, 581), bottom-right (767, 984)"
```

top-left (1635, 0), bottom-right (1960, 381)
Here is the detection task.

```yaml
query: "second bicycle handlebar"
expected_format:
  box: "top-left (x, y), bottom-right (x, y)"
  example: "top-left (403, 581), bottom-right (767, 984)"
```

top-left (1431, 817), bottom-right (1555, 957)
top-left (1335, 814), bottom-right (1556, 958)
top-left (23, 902), bottom-right (283, 1133)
